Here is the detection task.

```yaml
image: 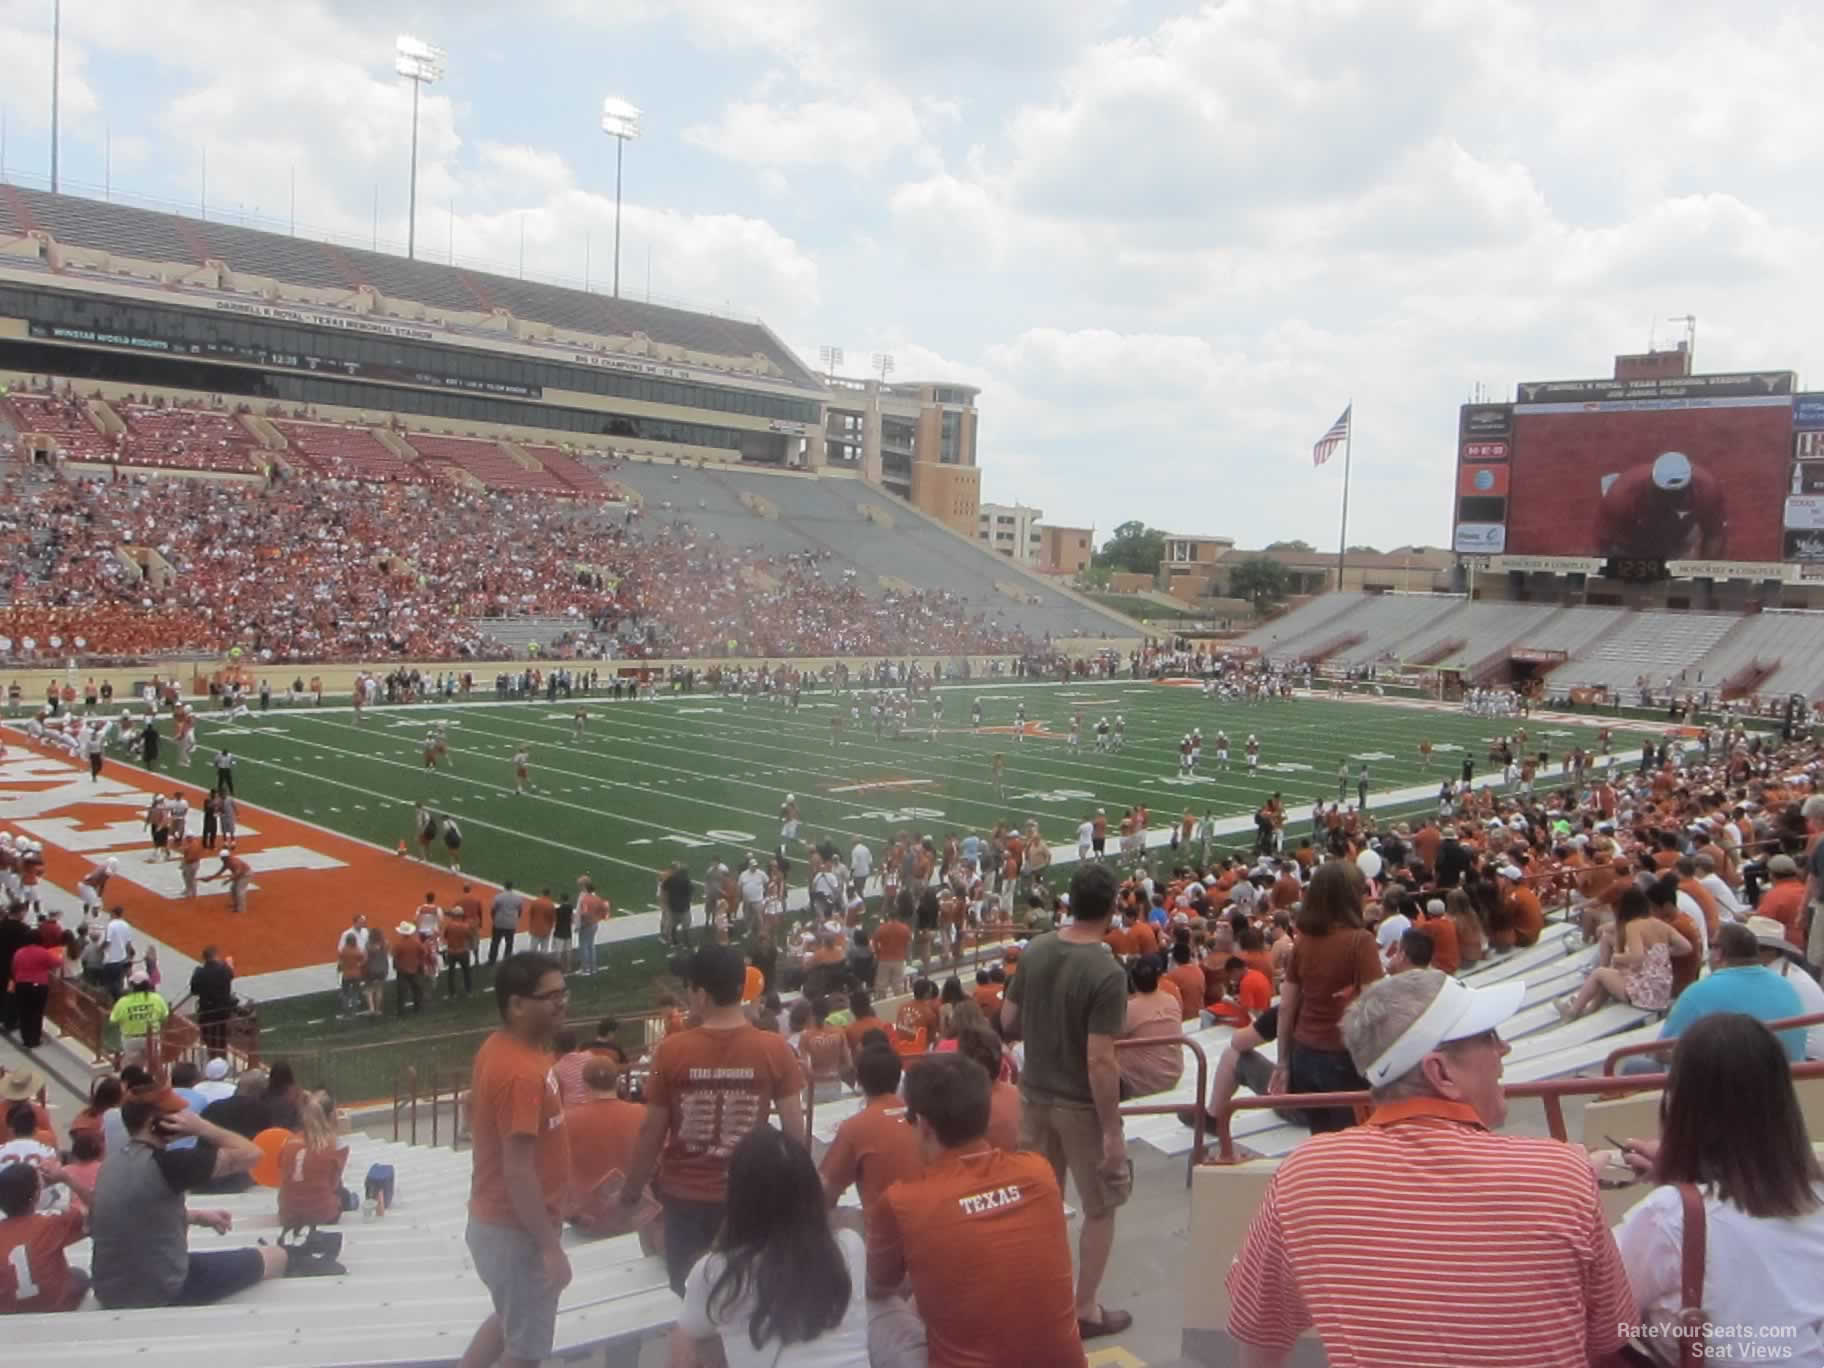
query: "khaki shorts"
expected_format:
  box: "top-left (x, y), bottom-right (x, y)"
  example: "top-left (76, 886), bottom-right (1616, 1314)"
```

top-left (466, 1220), bottom-right (561, 1361)
top-left (1019, 1098), bottom-right (1131, 1219)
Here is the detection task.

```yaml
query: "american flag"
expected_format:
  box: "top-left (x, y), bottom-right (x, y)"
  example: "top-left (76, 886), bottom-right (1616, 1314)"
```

top-left (1312, 405), bottom-right (1351, 467)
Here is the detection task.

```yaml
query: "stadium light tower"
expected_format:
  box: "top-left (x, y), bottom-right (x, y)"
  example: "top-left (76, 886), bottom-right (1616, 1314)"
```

top-left (395, 34), bottom-right (445, 260)
top-left (872, 352), bottom-right (895, 383)
top-left (600, 97), bottom-right (642, 298)
top-left (818, 345), bottom-right (844, 379)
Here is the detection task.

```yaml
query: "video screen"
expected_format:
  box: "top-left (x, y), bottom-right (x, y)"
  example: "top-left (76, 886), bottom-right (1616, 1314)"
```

top-left (1503, 404), bottom-right (1793, 561)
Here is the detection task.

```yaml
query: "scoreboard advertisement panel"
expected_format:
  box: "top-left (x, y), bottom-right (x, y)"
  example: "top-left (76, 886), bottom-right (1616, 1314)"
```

top-left (1457, 373), bottom-right (1798, 566)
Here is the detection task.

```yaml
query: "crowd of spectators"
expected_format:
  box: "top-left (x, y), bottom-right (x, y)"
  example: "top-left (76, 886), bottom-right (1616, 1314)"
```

top-left (0, 469), bottom-right (1031, 663)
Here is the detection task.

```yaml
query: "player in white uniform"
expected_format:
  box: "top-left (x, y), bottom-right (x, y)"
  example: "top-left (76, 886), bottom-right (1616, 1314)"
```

top-left (1014, 701), bottom-right (1027, 743)
top-left (1067, 715), bottom-right (1081, 749)
top-left (1112, 715), bottom-right (1125, 751)
top-left (1094, 717), bottom-right (1110, 751)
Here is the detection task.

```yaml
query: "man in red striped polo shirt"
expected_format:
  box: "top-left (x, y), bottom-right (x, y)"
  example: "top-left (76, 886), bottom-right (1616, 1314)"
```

top-left (1227, 970), bottom-right (1634, 1367)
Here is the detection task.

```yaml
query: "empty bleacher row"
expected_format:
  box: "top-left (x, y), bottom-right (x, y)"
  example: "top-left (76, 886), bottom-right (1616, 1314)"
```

top-left (2, 389), bottom-right (626, 498)
top-left (1239, 593), bottom-right (1824, 698)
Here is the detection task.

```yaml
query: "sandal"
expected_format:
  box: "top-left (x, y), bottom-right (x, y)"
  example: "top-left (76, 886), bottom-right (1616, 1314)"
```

top-left (1078, 1307), bottom-right (1133, 1340)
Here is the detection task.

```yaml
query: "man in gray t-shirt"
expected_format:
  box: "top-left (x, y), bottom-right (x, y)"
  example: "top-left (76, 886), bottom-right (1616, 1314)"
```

top-left (487, 881), bottom-right (527, 964)
top-left (91, 1095), bottom-right (280, 1308)
top-left (1002, 862), bottom-right (1133, 1341)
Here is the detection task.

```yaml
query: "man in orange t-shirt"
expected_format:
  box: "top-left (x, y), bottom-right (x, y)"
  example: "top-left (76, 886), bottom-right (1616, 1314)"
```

top-left (821, 1045), bottom-right (924, 1233)
top-left (440, 901), bottom-right (476, 998)
top-left (869, 1053), bottom-right (1084, 1366)
top-left (617, 944), bottom-right (803, 1296)
top-left (563, 1057), bottom-right (653, 1238)
top-left (1497, 867), bottom-right (1546, 948)
top-left (1165, 944), bottom-right (1206, 1021)
top-left (525, 889), bottom-right (558, 954)
top-left (873, 910), bottom-right (913, 996)
top-left (462, 951), bottom-right (572, 1368)
top-left (1415, 899), bottom-right (1461, 974)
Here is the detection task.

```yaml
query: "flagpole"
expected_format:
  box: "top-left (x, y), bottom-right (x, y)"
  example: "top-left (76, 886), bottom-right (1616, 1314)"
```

top-left (1335, 400), bottom-right (1353, 592)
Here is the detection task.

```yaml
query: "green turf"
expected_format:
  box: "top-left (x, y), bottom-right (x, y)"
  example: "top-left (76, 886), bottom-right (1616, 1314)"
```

top-left (157, 683), bottom-right (1621, 907)
top-left (90, 682), bottom-right (1632, 1093)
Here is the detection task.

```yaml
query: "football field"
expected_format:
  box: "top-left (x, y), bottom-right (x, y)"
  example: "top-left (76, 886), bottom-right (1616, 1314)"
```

top-left (2, 679), bottom-right (1652, 1092)
top-left (152, 678), bottom-right (1626, 918)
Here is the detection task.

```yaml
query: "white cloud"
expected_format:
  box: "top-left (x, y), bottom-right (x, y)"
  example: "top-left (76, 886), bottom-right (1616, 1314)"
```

top-left (684, 92), bottom-right (926, 173)
top-left (7, 0), bottom-right (1824, 554)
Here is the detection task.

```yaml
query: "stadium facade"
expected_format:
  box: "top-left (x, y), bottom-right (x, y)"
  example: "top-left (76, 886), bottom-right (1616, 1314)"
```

top-left (0, 185), bottom-right (983, 537)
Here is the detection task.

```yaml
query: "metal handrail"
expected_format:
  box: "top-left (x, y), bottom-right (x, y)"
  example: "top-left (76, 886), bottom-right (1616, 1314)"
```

top-left (800, 1028), bottom-right (1210, 1190)
top-left (1602, 1010), bottom-right (1824, 1075)
top-left (1209, 1059), bottom-right (1824, 1162)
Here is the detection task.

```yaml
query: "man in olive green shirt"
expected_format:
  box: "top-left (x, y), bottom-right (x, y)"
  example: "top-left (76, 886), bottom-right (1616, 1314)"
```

top-left (1001, 862), bottom-right (1132, 1341)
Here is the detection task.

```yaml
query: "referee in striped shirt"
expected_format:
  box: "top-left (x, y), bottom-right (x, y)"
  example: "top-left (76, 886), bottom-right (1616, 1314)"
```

top-left (1226, 970), bottom-right (1635, 1367)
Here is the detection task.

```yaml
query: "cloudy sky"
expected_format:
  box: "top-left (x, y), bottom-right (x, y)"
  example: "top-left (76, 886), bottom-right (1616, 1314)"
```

top-left (1, 0), bottom-right (1819, 550)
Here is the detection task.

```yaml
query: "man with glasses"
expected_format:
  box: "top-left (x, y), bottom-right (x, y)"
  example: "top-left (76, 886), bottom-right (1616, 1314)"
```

top-left (460, 953), bottom-right (572, 1368)
top-left (1226, 970), bottom-right (1633, 1367)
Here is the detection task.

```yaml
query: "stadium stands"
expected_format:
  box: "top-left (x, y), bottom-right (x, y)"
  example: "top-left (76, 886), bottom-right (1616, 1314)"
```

top-left (1548, 611), bottom-right (1742, 693)
top-left (1383, 600), bottom-right (1566, 674)
top-left (270, 420), bottom-right (429, 484)
top-left (1, 391), bottom-right (115, 462)
top-left (397, 432), bottom-right (570, 497)
top-left (1242, 593), bottom-right (1824, 699)
top-left (0, 186), bottom-right (818, 385)
top-left (112, 402), bottom-right (262, 475)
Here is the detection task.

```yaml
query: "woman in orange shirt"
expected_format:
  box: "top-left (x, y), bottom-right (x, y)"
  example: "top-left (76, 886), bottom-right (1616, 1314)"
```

top-left (277, 1092), bottom-right (350, 1228)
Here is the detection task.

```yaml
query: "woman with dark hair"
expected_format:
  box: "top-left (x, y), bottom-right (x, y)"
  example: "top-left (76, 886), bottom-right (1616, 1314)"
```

top-left (679, 1127), bottom-right (870, 1366)
top-left (1272, 860), bottom-right (1382, 1132)
top-left (1615, 1014), bottom-right (1823, 1360)
top-left (937, 975), bottom-right (967, 1034)
top-left (1560, 886), bottom-right (1688, 1020)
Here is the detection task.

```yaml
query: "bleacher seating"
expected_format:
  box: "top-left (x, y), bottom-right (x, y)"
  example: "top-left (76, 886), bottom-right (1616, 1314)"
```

top-left (1, 186), bottom-right (818, 386)
top-left (1243, 593), bottom-right (1824, 699)
top-left (1, 391), bottom-right (114, 461)
top-left (1504, 603), bottom-right (1625, 657)
top-left (1383, 600), bottom-right (1566, 672)
top-left (402, 433), bottom-right (571, 496)
top-left (516, 442), bottom-right (626, 499)
top-left (270, 420), bottom-right (430, 484)
top-left (1693, 612), bottom-right (1824, 700)
top-left (11, 1132), bottom-right (674, 1367)
top-left (113, 403), bottom-right (262, 475)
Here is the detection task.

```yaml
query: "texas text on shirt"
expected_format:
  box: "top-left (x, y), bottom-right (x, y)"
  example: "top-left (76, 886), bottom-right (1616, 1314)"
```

top-left (867, 1146), bottom-right (1084, 1368)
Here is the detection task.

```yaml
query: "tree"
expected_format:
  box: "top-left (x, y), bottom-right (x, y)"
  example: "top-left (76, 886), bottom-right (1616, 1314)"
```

top-left (1229, 557), bottom-right (1292, 617)
top-left (1265, 539), bottom-right (1314, 552)
top-left (1346, 544), bottom-right (1380, 554)
top-left (1093, 520), bottom-right (1167, 576)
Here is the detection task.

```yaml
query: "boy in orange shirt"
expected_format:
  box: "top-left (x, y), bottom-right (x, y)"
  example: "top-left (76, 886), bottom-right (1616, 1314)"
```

top-left (868, 1052), bottom-right (1083, 1366)
top-left (461, 951), bottom-right (572, 1368)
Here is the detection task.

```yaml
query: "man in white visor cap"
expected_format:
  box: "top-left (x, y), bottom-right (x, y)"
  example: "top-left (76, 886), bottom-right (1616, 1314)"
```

top-left (1226, 969), bottom-right (1633, 1368)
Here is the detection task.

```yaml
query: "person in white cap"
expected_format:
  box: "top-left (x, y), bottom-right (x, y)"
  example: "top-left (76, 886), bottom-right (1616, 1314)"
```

top-left (1227, 969), bottom-right (1633, 1367)
top-left (192, 1056), bottom-right (236, 1105)
top-left (1595, 448), bottom-right (1726, 560)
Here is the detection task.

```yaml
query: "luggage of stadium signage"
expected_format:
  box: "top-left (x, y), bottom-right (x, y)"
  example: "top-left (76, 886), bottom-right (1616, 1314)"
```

top-left (364, 1162), bottom-right (395, 1214)
top-left (272, 1225), bottom-right (347, 1278)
